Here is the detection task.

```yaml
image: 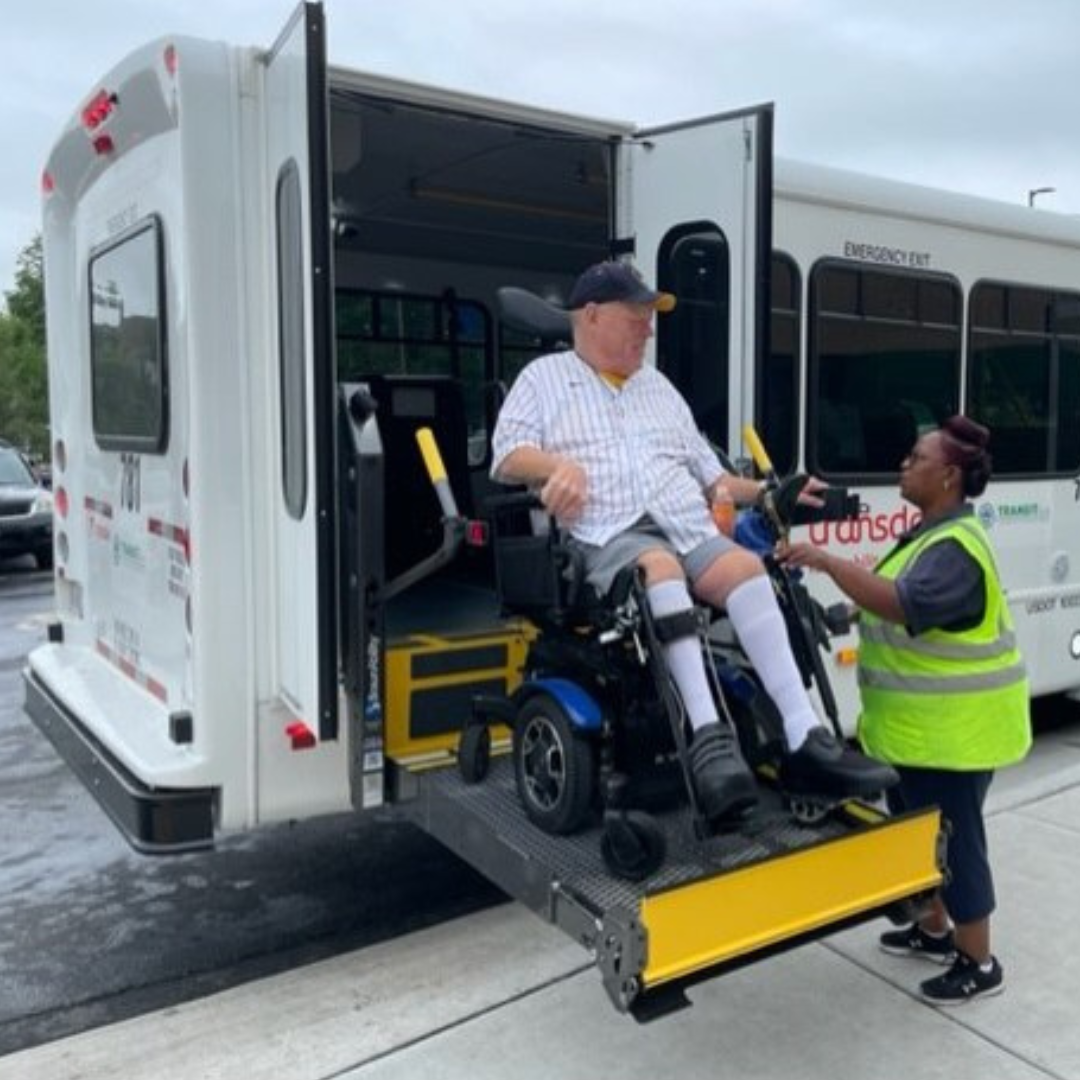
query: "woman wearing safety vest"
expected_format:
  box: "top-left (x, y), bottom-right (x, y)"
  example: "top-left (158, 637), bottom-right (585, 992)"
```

top-left (779, 415), bottom-right (1030, 1005)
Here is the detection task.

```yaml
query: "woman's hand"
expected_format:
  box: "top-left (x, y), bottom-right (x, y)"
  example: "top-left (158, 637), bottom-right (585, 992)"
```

top-left (775, 539), bottom-right (832, 573)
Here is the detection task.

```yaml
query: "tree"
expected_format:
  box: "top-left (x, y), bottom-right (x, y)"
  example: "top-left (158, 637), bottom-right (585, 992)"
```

top-left (6, 235), bottom-right (45, 345)
top-left (0, 235), bottom-right (48, 458)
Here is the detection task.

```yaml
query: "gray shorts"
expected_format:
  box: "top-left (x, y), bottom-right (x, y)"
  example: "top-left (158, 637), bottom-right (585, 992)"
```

top-left (570, 519), bottom-right (738, 596)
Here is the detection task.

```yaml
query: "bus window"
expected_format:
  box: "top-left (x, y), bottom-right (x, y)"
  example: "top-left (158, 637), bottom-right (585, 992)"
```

top-left (968, 283), bottom-right (1080, 476)
top-left (89, 217), bottom-right (169, 454)
top-left (758, 252), bottom-right (800, 475)
top-left (276, 161), bottom-right (307, 519)
top-left (656, 226), bottom-right (731, 452)
top-left (807, 261), bottom-right (961, 479)
top-left (336, 289), bottom-right (493, 465)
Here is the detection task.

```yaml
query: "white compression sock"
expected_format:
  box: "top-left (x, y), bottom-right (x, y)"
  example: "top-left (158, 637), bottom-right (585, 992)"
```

top-left (647, 579), bottom-right (717, 732)
top-left (723, 575), bottom-right (819, 751)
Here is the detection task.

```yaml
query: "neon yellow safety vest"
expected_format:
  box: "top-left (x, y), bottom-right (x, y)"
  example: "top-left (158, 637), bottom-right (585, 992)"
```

top-left (857, 514), bottom-right (1031, 770)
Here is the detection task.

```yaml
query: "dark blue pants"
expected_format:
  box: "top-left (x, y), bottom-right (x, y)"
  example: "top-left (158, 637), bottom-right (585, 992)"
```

top-left (887, 766), bottom-right (995, 924)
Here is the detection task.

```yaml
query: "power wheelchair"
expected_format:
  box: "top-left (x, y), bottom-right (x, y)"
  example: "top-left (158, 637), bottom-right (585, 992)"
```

top-left (458, 472), bottom-right (862, 882)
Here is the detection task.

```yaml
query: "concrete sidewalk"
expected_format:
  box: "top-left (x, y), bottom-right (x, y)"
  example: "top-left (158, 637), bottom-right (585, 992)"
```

top-left (4, 727), bottom-right (1079, 1080)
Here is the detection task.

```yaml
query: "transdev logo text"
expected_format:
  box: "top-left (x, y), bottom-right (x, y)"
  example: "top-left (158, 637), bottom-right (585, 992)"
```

top-left (808, 505), bottom-right (920, 546)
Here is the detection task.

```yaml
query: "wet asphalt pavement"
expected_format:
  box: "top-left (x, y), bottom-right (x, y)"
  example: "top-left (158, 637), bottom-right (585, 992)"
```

top-left (0, 561), bottom-right (503, 1055)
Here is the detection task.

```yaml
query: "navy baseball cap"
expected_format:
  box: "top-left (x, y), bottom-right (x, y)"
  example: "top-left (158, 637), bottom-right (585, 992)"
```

top-left (567, 261), bottom-right (676, 312)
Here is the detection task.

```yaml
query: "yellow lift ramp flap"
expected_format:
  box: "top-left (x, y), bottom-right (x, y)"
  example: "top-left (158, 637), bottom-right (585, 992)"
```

top-left (404, 757), bottom-right (945, 1016)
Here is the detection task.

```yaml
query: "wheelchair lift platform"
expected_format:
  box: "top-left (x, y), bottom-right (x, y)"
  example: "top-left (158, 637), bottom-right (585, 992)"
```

top-left (399, 754), bottom-right (944, 1015)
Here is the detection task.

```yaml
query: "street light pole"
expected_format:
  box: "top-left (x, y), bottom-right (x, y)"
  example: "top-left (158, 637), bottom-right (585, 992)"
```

top-left (1028, 186), bottom-right (1056, 207)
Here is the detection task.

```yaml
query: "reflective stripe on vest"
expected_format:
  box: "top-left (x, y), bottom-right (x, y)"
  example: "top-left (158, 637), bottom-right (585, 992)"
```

top-left (859, 656), bottom-right (1028, 694)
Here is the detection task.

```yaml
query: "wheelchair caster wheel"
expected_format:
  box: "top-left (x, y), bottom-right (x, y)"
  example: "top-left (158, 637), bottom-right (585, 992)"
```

top-left (458, 723), bottom-right (491, 784)
top-left (787, 794), bottom-right (832, 825)
top-left (601, 811), bottom-right (666, 882)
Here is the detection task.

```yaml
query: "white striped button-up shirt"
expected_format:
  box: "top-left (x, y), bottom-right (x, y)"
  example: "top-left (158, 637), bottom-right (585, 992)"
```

top-left (491, 350), bottom-right (726, 551)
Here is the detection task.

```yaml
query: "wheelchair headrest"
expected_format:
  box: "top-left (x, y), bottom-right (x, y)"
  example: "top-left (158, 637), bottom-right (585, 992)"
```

top-left (496, 287), bottom-right (572, 348)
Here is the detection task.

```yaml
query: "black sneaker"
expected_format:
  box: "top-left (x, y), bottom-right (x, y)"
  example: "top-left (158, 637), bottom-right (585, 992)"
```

top-left (920, 951), bottom-right (1004, 1005)
top-left (689, 722), bottom-right (759, 823)
top-left (879, 923), bottom-right (956, 964)
top-left (779, 727), bottom-right (899, 799)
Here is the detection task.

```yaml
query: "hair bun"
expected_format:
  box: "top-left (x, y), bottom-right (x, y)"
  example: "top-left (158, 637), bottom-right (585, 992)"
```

top-left (942, 414), bottom-right (990, 450)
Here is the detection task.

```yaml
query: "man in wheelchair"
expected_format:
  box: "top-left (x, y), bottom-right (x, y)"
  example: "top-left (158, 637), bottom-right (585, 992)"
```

top-left (491, 260), bottom-right (896, 826)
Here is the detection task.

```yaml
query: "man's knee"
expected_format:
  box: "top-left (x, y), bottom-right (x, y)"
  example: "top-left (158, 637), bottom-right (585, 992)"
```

top-left (636, 547), bottom-right (684, 585)
top-left (693, 547), bottom-right (765, 605)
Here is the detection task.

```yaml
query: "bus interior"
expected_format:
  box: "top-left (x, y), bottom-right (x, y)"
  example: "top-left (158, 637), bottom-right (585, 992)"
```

top-left (326, 85), bottom-right (623, 761)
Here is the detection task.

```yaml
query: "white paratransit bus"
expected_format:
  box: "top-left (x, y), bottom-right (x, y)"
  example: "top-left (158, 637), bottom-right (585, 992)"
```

top-left (26, 0), bottom-right (1075, 1013)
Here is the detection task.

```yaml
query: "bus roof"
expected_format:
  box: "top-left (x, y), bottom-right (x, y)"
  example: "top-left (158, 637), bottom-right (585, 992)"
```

top-left (775, 156), bottom-right (1080, 249)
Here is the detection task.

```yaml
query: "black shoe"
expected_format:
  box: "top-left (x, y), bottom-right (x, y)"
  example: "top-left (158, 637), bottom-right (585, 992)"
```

top-left (689, 722), bottom-right (759, 823)
top-left (879, 923), bottom-right (956, 965)
top-left (779, 727), bottom-right (899, 799)
top-left (920, 951), bottom-right (1004, 1005)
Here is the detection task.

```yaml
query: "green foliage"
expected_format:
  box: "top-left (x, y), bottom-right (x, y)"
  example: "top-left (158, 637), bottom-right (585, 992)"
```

top-left (0, 235), bottom-right (48, 458)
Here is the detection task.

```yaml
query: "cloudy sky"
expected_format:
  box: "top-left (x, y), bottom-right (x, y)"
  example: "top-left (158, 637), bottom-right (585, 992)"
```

top-left (2, 0), bottom-right (1078, 299)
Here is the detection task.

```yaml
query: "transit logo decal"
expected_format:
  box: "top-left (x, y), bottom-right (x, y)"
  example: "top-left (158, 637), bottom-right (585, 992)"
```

top-left (976, 500), bottom-right (1048, 529)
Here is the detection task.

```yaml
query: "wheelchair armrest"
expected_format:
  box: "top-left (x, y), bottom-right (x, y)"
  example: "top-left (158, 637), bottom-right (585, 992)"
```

top-left (484, 489), bottom-right (543, 515)
top-left (485, 490), bottom-right (588, 618)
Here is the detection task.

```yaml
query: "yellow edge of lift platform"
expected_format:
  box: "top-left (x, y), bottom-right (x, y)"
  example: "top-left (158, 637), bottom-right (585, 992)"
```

top-left (407, 759), bottom-right (944, 1015)
top-left (640, 807), bottom-right (943, 989)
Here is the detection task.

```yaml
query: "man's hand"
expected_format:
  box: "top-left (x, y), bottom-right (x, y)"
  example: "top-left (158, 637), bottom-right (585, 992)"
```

top-left (766, 472), bottom-right (827, 526)
top-left (540, 458), bottom-right (588, 523)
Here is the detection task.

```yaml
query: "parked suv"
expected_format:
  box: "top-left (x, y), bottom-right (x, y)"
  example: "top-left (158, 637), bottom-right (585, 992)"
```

top-left (0, 443), bottom-right (54, 569)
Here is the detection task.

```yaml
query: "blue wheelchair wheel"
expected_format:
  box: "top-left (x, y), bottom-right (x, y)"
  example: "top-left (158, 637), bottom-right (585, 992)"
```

top-left (513, 694), bottom-right (596, 834)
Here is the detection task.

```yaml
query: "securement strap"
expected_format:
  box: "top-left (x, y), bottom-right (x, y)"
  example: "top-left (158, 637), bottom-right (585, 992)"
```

top-left (652, 607), bottom-right (703, 644)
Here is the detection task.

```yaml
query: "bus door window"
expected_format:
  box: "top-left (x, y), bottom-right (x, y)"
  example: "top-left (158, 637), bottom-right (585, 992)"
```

top-left (760, 251), bottom-right (800, 476)
top-left (655, 225), bottom-right (731, 452)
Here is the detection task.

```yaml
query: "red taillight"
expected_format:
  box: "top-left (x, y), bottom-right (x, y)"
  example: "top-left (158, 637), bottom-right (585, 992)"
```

top-left (81, 89), bottom-right (117, 132)
top-left (41, 170), bottom-right (55, 196)
top-left (466, 519), bottom-right (489, 547)
top-left (164, 44), bottom-right (178, 76)
top-left (55, 486), bottom-right (70, 520)
top-left (285, 722), bottom-right (317, 751)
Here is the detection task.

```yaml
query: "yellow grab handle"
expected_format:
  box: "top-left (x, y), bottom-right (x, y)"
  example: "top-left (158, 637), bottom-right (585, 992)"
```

top-left (416, 427), bottom-right (448, 485)
top-left (742, 424), bottom-right (775, 478)
top-left (416, 426), bottom-right (460, 519)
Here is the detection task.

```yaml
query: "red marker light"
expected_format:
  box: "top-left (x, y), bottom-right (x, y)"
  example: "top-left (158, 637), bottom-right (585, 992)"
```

top-left (81, 89), bottom-right (117, 131)
top-left (55, 486), bottom-right (70, 520)
top-left (466, 519), bottom-right (489, 547)
top-left (164, 44), bottom-right (178, 76)
top-left (92, 134), bottom-right (115, 156)
top-left (285, 722), bottom-right (317, 751)
top-left (41, 170), bottom-right (55, 196)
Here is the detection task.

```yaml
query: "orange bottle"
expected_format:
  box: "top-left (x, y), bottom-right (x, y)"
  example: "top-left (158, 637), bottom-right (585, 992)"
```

top-left (712, 487), bottom-right (736, 538)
